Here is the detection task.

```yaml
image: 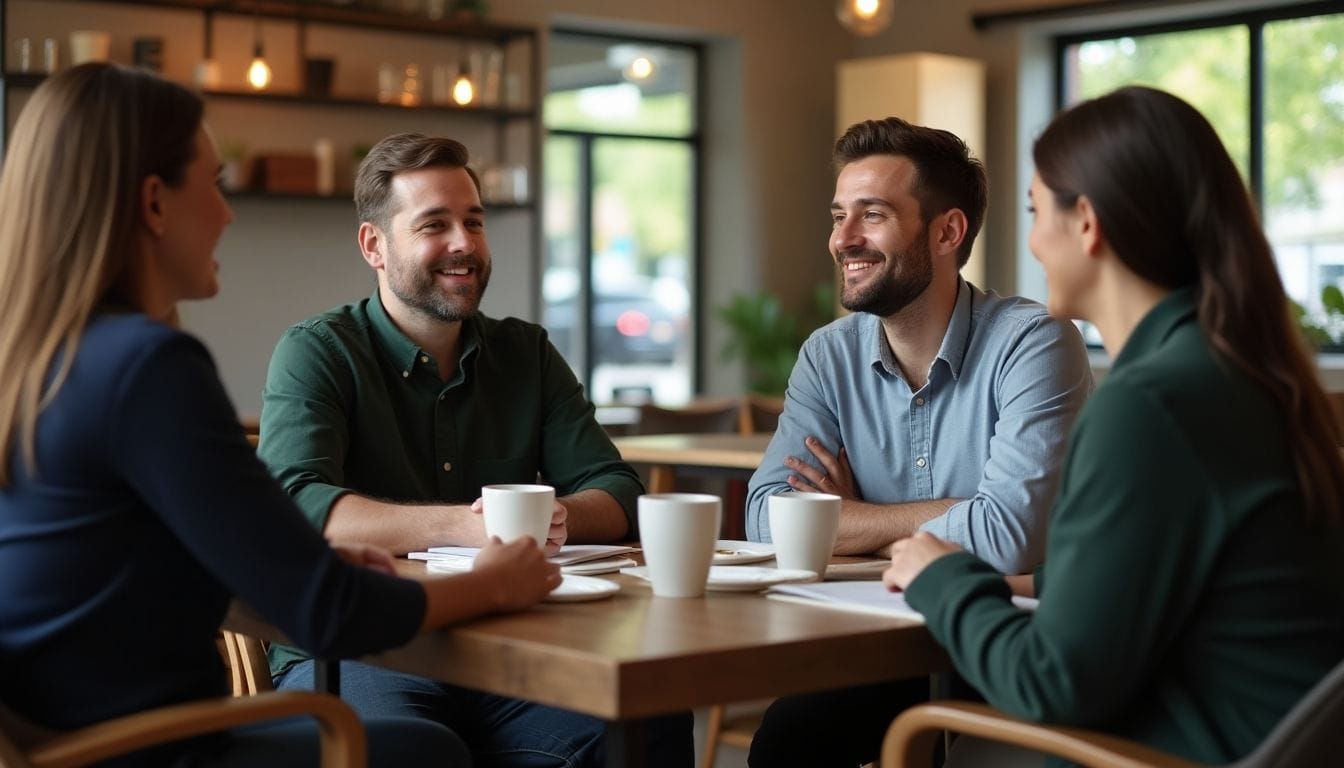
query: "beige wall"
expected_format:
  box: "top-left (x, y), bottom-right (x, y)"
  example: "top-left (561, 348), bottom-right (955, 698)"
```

top-left (15, 0), bottom-right (1336, 411)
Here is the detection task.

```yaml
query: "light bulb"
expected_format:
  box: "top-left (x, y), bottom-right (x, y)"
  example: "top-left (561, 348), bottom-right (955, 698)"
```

top-left (836, 0), bottom-right (894, 36)
top-left (625, 55), bottom-right (654, 81)
top-left (451, 73), bottom-right (475, 106)
top-left (246, 55), bottom-right (271, 90)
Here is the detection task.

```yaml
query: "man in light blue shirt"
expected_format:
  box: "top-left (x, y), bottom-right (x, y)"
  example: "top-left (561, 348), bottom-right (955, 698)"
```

top-left (745, 116), bottom-right (1091, 768)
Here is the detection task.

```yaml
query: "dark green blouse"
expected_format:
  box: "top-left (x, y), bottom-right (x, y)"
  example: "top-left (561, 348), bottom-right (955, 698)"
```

top-left (906, 288), bottom-right (1344, 763)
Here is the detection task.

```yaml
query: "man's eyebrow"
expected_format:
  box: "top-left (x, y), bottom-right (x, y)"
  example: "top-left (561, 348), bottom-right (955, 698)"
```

top-left (409, 204), bottom-right (486, 222)
top-left (831, 197), bottom-right (895, 210)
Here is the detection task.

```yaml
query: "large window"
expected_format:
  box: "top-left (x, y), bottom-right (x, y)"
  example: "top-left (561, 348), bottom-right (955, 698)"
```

top-left (1057, 2), bottom-right (1344, 347)
top-left (542, 31), bottom-right (699, 404)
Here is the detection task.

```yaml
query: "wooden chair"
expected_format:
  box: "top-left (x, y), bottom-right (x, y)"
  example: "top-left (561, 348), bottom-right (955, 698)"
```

top-left (880, 655), bottom-right (1344, 768)
top-left (634, 400), bottom-right (742, 497)
top-left (0, 690), bottom-right (365, 768)
top-left (222, 631), bottom-right (274, 696)
top-left (738, 394), bottom-right (785, 435)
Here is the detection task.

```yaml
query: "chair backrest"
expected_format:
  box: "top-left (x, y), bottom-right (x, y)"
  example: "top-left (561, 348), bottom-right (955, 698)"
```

top-left (1233, 655), bottom-right (1344, 767)
top-left (740, 395), bottom-right (785, 435)
top-left (222, 631), bottom-right (274, 696)
top-left (635, 400), bottom-right (741, 435)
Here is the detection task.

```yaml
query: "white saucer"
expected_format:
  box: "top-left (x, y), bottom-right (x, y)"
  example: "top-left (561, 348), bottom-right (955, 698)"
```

top-left (546, 574), bottom-right (620, 602)
top-left (712, 540), bottom-right (776, 565)
top-left (621, 565), bottom-right (817, 592)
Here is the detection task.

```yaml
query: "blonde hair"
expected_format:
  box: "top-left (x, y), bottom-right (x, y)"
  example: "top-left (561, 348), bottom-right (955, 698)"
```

top-left (0, 63), bottom-right (202, 485)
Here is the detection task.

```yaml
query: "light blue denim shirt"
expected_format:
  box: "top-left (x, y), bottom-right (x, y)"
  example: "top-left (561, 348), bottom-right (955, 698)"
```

top-left (745, 279), bottom-right (1092, 574)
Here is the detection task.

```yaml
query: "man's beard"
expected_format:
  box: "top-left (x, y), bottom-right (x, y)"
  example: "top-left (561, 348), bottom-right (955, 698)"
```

top-left (838, 234), bottom-right (933, 318)
top-left (385, 241), bottom-right (491, 323)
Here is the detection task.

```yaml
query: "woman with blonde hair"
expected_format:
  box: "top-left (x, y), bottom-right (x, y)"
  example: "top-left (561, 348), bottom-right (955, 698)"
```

top-left (887, 86), bottom-right (1344, 765)
top-left (0, 63), bottom-right (560, 767)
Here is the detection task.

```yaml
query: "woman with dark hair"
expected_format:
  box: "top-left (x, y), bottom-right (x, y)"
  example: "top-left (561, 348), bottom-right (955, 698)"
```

top-left (0, 63), bottom-right (560, 767)
top-left (886, 85), bottom-right (1344, 764)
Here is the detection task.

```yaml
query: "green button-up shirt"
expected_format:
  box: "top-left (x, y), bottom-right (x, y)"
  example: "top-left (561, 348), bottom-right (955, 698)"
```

top-left (259, 292), bottom-right (643, 675)
top-left (906, 288), bottom-right (1344, 764)
top-left (259, 290), bottom-right (643, 532)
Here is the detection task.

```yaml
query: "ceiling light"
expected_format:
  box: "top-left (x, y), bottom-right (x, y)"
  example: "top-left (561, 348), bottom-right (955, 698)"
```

top-left (836, 0), bottom-right (894, 37)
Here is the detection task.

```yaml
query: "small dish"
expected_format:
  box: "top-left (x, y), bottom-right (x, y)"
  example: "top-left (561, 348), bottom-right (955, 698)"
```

top-left (712, 540), bottom-right (776, 565)
top-left (546, 574), bottom-right (620, 602)
top-left (621, 565), bottom-right (816, 592)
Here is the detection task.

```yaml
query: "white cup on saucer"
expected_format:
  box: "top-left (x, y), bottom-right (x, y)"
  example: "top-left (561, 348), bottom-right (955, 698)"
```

top-left (481, 484), bottom-right (554, 545)
top-left (768, 491), bottom-right (841, 578)
top-left (638, 493), bottom-right (721, 598)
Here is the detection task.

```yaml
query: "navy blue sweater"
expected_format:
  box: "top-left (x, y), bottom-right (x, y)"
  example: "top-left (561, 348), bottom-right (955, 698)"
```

top-left (0, 313), bottom-right (425, 733)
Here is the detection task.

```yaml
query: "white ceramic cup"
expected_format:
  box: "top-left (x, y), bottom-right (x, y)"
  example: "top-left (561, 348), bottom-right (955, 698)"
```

top-left (638, 493), bottom-right (721, 598)
top-left (481, 484), bottom-right (554, 546)
top-left (69, 30), bottom-right (111, 65)
top-left (768, 491), bottom-right (841, 578)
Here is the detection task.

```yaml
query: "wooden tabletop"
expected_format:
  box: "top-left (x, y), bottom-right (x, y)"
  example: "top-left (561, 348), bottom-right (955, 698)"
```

top-left (226, 559), bottom-right (950, 723)
top-left (611, 433), bottom-right (771, 472)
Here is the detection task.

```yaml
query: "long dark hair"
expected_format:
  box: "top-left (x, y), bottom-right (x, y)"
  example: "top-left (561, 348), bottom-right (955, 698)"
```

top-left (0, 63), bottom-right (202, 485)
top-left (1033, 85), bottom-right (1343, 525)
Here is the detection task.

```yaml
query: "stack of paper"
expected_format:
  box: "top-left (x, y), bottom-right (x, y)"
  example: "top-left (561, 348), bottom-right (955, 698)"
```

top-left (408, 544), bottom-right (639, 575)
top-left (768, 580), bottom-right (1038, 621)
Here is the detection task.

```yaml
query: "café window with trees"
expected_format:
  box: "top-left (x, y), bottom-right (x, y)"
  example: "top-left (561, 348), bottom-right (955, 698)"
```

top-left (1055, 2), bottom-right (1344, 349)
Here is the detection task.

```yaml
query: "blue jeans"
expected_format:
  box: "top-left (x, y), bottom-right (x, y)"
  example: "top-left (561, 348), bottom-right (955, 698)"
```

top-left (277, 660), bottom-right (693, 768)
top-left (179, 714), bottom-right (468, 767)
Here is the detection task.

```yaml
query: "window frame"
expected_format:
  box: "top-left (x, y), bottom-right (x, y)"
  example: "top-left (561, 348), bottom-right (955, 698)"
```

top-left (1051, 0), bottom-right (1343, 350)
top-left (544, 28), bottom-right (705, 399)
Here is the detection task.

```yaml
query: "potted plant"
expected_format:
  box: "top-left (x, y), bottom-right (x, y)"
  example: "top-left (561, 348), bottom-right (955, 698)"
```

top-left (717, 283), bottom-right (834, 395)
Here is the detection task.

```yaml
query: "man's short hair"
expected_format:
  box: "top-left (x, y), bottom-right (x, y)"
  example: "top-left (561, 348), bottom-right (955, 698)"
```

top-left (354, 133), bottom-right (482, 231)
top-left (833, 117), bottom-right (987, 267)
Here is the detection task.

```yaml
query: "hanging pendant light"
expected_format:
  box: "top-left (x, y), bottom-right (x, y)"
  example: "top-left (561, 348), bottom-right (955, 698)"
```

top-left (836, 0), bottom-right (894, 37)
top-left (246, 19), bottom-right (272, 90)
top-left (451, 61), bottom-right (475, 106)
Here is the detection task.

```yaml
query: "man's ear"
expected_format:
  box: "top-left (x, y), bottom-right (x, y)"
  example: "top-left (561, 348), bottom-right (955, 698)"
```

top-left (140, 174), bottom-right (165, 238)
top-left (929, 208), bottom-right (968, 260)
top-left (358, 222), bottom-right (385, 269)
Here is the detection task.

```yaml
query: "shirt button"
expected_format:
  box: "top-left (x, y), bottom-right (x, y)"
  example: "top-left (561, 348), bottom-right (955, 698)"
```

top-left (443, 462), bottom-right (453, 472)
top-left (401, 370), bottom-right (409, 378)
top-left (915, 397), bottom-right (925, 406)
top-left (915, 457), bottom-right (927, 468)
top-left (420, 355), bottom-right (429, 363)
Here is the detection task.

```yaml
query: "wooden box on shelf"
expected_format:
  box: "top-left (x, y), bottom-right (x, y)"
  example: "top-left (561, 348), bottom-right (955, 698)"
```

top-left (252, 153), bottom-right (318, 194)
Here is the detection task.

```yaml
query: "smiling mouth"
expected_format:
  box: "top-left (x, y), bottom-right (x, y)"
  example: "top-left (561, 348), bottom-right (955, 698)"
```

top-left (435, 266), bottom-right (475, 277)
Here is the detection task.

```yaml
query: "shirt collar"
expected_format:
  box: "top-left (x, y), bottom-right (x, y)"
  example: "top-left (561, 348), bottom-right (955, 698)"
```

top-left (869, 277), bottom-right (973, 381)
top-left (1111, 286), bottom-right (1197, 370)
top-left (366, 288), bottom-right (481, 382)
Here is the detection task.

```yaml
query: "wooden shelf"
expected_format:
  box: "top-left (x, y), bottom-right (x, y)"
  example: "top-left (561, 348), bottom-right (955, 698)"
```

top-left (225, 189), bottom-right (532, 210)
top-left (204, 87), bottom-right (533, 118)
top-left (2, 74), bottom-right (533, 117)
top-left (73, 0), bottom-right (534, 43)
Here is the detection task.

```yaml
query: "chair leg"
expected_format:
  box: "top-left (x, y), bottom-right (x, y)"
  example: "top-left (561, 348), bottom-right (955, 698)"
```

top-left (700, 704), bottom-right (726, 768)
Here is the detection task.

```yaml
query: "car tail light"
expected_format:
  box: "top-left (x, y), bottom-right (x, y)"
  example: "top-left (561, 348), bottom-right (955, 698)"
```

top-left (615, 309), bottom-right (651, 337)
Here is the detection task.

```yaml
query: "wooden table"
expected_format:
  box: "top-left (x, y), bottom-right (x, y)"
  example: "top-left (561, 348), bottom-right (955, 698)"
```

top-left (226, 559), bottom-right (949, 768)
top-left (612, 434), bottom-right (770, 492)
top-left (613, 433), bottom-right (771, 540)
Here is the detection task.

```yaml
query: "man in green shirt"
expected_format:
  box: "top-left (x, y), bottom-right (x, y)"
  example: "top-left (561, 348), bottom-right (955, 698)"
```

top-left (259, 133), bottom-right (687, 767)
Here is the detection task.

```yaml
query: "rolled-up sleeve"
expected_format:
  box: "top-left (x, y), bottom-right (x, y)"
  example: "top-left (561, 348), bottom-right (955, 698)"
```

top-left (919, 316), bottom-right (1092, 573)
top-left (259, 325), bottom-right (355, 530)
top-left (745, 338), bottom-right (840, 542)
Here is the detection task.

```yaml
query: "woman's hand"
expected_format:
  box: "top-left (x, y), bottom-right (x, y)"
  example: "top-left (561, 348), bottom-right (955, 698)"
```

top-left (883, 532), bottom-right (962, 591)
top-left (331, 542), bottom-right (398, 576)
top-left (472, 536), bottom-right (563, 612)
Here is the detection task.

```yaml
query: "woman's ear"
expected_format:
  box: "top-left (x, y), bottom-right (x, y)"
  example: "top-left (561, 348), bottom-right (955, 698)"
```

top-left (1075, 195), bottom-right (1105, 257)
top-left (140, 174), bottom-right (165, 238)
